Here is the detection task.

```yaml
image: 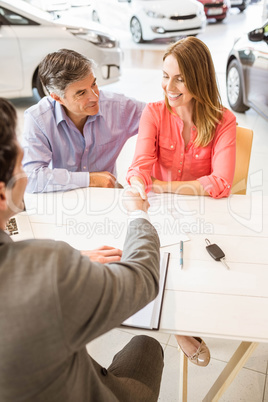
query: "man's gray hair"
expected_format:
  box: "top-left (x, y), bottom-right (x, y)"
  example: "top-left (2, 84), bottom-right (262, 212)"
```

top-left (38, 49), bottom-right (96, 97)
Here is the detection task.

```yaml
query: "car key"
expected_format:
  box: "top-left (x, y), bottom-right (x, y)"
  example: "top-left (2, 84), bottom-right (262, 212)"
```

top-left (205, 239), bottom-right (230, 270)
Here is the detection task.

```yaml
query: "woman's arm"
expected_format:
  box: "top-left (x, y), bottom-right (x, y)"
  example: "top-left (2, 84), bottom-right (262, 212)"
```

top-left (197, 110), bottom-right (236, 198)
top-left (151, 177), bottom-right (209, 196)
top-left (126, 104), bottom-right (159, 189)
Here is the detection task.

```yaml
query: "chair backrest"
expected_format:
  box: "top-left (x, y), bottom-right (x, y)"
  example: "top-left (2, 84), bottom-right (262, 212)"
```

top-left (231, 126), bottom-right (253, 195)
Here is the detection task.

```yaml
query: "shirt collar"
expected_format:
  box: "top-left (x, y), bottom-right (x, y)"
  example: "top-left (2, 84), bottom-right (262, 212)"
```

top-left (55, 101), bottom-right (68, 126)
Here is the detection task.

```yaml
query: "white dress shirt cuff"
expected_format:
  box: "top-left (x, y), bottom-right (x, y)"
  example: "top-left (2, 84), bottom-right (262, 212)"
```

top-left (128, 210), bottom-right (150, 224)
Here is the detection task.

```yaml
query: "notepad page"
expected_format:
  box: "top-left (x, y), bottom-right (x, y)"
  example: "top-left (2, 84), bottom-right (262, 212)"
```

top-left (122, 252), bottom-right (170, 329)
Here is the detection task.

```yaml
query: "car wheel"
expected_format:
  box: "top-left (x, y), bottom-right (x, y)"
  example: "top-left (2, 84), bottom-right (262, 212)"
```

top-left (130, 17), bottom-right (144, 43)
top-left (238, 5), bottom-right (246, 11)
top-left (34, 70), bottom-right (48, 99)
top-left (227, 59), bottom-right (249, 113)
top-left (92, 10), bottom-right (100, 23)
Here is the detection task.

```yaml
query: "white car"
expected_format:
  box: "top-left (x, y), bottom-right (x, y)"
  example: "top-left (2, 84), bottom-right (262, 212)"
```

top-left (0, 0), bottom-right (121, 99)
top-left (91, 0), bottom-right (206, 43)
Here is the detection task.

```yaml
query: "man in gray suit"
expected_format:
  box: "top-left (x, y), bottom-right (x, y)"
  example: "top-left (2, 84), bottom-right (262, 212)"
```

top-left (0, 98), bottom-right (164, 401)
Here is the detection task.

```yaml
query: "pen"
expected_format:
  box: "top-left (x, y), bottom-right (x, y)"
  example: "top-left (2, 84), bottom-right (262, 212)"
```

top-left (179, 241), bottom-right (183, 270)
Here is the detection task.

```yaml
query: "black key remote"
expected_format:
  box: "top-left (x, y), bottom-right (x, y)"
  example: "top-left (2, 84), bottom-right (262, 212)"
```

top-left (206, 244), bottom-right (225, 261)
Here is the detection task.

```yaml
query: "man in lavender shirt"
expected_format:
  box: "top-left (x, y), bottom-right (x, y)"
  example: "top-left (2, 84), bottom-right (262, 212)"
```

top-left (22, 49), bottom-right (145, 193)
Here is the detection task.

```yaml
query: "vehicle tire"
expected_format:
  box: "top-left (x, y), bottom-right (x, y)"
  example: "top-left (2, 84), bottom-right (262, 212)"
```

top-left (238, 5), bottom-right (246, 11)
top-left (92, 10), bottom-right (100, 23)
top-left (130, 17), bottom-right (144, 43)
top-left (226, 59), bottom-right (249, 113)
top-left (34, 70), bottom-right (48, 99)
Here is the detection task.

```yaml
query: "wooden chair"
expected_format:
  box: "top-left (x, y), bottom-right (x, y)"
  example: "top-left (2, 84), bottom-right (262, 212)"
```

top-left (231, 126), bottom-right (253, 195)
top-left (178, 126), bottom-right (254, 402)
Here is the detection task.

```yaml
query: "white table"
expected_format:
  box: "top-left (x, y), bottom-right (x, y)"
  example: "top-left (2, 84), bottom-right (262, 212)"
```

top-left (24, 188), bottom-right (268, 401)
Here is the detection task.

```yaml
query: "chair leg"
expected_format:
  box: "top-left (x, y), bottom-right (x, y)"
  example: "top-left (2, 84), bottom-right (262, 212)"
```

top-left (178, 347), bottom-right (188, 402)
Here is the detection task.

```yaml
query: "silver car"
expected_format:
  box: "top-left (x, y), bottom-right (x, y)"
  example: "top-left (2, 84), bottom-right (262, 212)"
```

top-left (226, 20), bottom-right (268, 120)
top-left (0, 0), bottom-right (122, 99)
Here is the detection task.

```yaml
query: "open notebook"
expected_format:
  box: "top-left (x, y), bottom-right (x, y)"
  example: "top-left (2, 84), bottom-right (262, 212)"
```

top-left (122, 252), bottom-right (170, 330)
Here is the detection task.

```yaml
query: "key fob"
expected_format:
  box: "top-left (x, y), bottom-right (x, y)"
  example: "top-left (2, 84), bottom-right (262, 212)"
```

top-left (206, 244), bottom-right (225, 261)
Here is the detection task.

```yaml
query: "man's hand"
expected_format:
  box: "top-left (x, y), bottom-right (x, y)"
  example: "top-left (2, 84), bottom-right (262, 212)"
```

top-left (90, 171), bottom-right (117, 188)
top-left (81, 246), bottom-right (122, 263)
top-left (129, 176), bottom-right (147, 200)
top-left (122, 190), bottom-right (150, 213)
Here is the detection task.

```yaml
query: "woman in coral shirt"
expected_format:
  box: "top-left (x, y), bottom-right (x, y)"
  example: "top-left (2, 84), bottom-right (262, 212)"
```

top-left (127, 37), bottom-right (236, 366)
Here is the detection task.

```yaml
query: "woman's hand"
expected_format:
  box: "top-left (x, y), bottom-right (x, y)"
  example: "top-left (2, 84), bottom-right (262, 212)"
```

top-left (81, 246), bottom-right (122, 263)
top-left (129, 176), bottom-right (147, 200)
top-left (151, 177), bottom-right (167, 193)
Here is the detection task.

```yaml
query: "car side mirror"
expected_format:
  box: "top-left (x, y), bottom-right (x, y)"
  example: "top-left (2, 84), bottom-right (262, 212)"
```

top-left (248, 28), bottom-right (264, 42)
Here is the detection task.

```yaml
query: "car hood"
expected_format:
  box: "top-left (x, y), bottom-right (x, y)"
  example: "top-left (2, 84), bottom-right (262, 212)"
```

top-left (135, 0), bottom-right (201, 15)
top-left (0, 0), bottom-right (117, 36)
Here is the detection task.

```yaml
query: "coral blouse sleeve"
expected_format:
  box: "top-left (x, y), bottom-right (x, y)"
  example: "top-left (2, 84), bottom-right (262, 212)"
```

top-left (198, 109), bottom-right (236, 199)
top-left (126, 104), bottom-right (159, 189)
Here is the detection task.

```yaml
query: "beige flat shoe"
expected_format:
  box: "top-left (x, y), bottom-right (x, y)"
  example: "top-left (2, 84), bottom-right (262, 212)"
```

top-left (178, 336), bottom-right (210, 367)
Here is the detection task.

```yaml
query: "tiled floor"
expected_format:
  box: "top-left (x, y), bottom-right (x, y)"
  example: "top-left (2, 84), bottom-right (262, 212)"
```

top-left (11, 2), bottom-right (268, 401)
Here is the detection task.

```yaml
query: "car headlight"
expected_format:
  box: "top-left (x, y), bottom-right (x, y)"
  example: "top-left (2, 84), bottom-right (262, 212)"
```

top-left (197, 4), bottom-right (205, 16)
top-left (145, 10), bottom-right (165, 19)
top-left (68, 28), bottom-right (117, 48)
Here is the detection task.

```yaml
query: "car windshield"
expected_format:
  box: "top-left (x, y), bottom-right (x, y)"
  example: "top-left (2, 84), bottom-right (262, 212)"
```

top-left (1, 0), bottom-right (57, 22)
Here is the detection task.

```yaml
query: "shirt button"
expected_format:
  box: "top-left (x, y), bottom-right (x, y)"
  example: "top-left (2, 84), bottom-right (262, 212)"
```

top-left (178, 170), bottom-right (181, 173)
top-left (227, 185), bottom-right (230, 188)
top-left (180, 161), bottom-right (182, 165)
top-left (193, 128), bottom-right (196, 131)
top-left (195, 154), bottom-right (199, 158)
top-left (170, 145), bottom-right (174, 149)
top-left (83, 166), bottom-right (86, 169)
top-left (181, 153), bottom-right (183, 157)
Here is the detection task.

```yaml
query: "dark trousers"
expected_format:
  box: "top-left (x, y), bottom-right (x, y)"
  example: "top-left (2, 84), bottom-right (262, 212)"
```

top-left (103, 335), bottom-right (164, 401)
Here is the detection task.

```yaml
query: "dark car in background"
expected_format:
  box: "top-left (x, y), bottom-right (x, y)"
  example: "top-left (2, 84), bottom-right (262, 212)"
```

top-left (230, 0), bottom-right (250, 12)
top-left (226, 20), bottom-right (268, 120)
top-left (197, 0), bottom-right (229, 22)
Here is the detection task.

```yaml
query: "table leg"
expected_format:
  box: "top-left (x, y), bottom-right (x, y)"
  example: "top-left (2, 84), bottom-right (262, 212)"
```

top-left (178, 348), bottom-right (188, 402)
top-left (202, 341), bottom-right (259, 401)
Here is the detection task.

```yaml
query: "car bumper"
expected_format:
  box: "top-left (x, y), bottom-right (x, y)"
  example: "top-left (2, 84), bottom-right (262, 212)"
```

top-left (141, 15), bottom-right (206, 40)
top-left (205, 5), bottom-right (228, 19)
top-left (95, 48), bottom-right (122, 86)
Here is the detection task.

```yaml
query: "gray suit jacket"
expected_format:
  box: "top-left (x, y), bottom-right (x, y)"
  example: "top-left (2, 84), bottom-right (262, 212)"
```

top-left (0, 218), bottom-right (160, 401)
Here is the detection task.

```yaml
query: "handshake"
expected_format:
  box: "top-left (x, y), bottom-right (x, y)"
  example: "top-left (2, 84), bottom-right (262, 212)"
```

top-left (123, 189), bottom-right (150, 214)
top-left (122, 176), bottom-right (149, 213)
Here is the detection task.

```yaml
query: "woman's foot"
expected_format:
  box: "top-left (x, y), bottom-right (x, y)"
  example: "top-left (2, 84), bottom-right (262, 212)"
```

top-left (175, 335), bottom-right (210, 367)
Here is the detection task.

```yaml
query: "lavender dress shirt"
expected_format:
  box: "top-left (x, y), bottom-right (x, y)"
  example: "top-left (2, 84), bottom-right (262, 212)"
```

top-left (22, 91), bottom-right (145, 193)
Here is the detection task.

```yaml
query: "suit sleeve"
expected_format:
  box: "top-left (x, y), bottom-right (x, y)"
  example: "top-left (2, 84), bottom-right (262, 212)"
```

top-left (56, 218), bottom-right (160, 351)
